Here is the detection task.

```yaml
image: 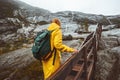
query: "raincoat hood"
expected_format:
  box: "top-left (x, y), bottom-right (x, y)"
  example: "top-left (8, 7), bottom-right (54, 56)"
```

top-left (47, 23), bottom-right (60, 31)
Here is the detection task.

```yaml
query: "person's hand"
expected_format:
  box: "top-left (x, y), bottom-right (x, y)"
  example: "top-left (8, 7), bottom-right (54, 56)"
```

top-left (74, 49), bottom-right (79, 53)
top-left (72, 49), bottom-right (79, 55)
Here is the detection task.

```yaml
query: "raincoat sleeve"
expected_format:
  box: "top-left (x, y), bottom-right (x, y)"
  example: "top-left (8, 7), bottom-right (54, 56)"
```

top-left (54, 29), bottom-right (74, 52)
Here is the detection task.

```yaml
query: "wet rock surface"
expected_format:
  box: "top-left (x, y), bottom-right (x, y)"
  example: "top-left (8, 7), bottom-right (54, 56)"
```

top-left (95, 37), bottom-right (120, 80)
top-left (0, 45), bottom-right (44, 80)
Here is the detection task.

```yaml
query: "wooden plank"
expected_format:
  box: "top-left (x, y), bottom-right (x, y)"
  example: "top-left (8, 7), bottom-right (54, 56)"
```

top-left (74, 63), bottom-right (84, 80)
top-left (87, 62), bottom-right (94, 80)
top-left (87, 47), bottom-right (94, 60)
top-left (72, 64), bottom-right (83, 71)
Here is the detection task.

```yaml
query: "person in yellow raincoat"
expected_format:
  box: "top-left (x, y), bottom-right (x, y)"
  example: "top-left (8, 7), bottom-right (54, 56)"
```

top-left (42, 18), bottom-right (78, 80)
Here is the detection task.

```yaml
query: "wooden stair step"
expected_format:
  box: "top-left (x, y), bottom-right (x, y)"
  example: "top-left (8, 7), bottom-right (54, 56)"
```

top-left (72, 64), bottom-right (82, 71)
top-left (65, 70), bottom-right (78, 80)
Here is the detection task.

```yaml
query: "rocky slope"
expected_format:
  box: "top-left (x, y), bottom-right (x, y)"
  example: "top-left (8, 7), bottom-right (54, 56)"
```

top-left (0, 0), bottom-right (50, 18)
top-left (53, 11), bottom-right (120, 25)
top-left (95, 36), bottom-right (120, 80)
top-left (0, 0), bottom-right (51, 54)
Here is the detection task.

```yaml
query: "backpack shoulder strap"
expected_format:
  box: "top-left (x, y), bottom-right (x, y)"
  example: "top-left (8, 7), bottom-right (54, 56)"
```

top-left (47, 28), bottom-right (57, 65)
top-left (52, 48), bottom-right (57, 65)
top-left (47, 28), bottom-right (57, 33)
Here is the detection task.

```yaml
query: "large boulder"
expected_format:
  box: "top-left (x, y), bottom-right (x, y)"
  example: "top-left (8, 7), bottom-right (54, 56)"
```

top-left (95, 36), bottom-right (120, 80)
top-left (63, 34), bottom-right (73, 40)
top-left (101, 37), bottom-right (119, 48)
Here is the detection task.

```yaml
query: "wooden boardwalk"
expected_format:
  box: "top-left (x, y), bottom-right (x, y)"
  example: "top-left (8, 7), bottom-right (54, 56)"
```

top-left (47, 24), bottom-right (102, 80)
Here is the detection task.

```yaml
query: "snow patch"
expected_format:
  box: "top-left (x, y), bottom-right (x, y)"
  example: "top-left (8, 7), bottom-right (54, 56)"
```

top-left (102, 29), bottom-right (120, 37)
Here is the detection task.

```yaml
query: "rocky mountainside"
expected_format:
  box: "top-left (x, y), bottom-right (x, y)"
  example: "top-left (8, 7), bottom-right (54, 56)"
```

top-left (0, 0), bottom-right (120, 54)
top-left (0, 0), bottom-right (120, 35)
top-left (0, 0), bottom-right (52, 54)
top-left (0, 0), bottom-right (51, 35)
top-left (54, 11), bottom-right (120, 25)
top-left (0, 0), bottom-right (50, 18)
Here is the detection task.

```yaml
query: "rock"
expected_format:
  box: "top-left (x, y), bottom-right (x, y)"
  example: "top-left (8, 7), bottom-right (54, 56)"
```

top-left (95, 46), bottom-right (120, 80)
top-left (108, 46), bottom-right (120, 80)
top-left (117, 37), bottom-right (120, 45)
top-left (102, 37), bottom-right (119, 48)
top-left (22, 43), bottom-right (28, 48)
top-left (98, 38), bottom-right (108, 50)
top-left (9, 44), bottom-right (15, 51)
top-left (0, 47), bottom-right (7, 54)
top-left (63, 34), bottom-right (73, 40)
top-left (28, 39), bottom-right (34, 44)
top-left (0, 48), bottom-right (3, 54)
top-left (102, 25), bottom-right (115, 31)
top-left (0, 48), bottom-right (37, 79)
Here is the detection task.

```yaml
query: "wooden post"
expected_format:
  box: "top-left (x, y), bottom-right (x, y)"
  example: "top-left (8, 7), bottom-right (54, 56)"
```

top-left (92, 34), bottom-right (97, 80)
top-left (83, 47), bottom-right (87, 80)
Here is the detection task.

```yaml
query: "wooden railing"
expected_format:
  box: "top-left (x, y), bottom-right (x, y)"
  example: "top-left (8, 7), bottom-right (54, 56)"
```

top-left (47, 24), bottom-right (102, 80)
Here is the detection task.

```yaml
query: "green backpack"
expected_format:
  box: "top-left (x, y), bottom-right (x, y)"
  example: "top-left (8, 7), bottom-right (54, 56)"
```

top-left (31, 29), bottom-right (56, 61)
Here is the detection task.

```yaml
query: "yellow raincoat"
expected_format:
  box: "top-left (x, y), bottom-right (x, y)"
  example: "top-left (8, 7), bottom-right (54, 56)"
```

top-left (42, 23), bottom-right (74, 80)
